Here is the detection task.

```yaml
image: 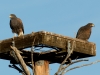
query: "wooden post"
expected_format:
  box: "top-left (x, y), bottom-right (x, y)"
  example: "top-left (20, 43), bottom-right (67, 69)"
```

top-left (34, 60), bottom-right (49, 75)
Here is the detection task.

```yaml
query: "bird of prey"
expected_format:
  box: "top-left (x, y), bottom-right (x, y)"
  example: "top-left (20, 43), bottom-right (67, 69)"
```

top-left (9, 14), bottom-right (24, 37)
top-left (76, 23), bottom-right (94, 41)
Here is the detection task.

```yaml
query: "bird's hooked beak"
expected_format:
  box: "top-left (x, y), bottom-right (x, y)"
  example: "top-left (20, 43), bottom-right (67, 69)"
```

top-left (91, 24), bottom-right (95, 27)
top-left (9, 15), bottom-right (12, 18)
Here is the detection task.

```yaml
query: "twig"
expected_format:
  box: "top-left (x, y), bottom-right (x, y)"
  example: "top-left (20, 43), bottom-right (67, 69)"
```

top-left (31, 46), bottom-right (34, 75)
top-left (71, 59), bottom-right (89, 65)
top-left (31, 32), bottom-right (36, 75)
top-left (26, 63), bottom-right (32, 69)
top-left (55, 40), bottom-right (75, 75)
top-left (9, 64), bottom-right (23, 73)
top-left (11, 39), bottom-right (27, 75)
top-left (10, 46), bottom-right (30, 75)
top-left (61, 41), bottom-right (73, 65)
top-left (60, 59), bottom-right (89, 75)
top-left (63, 60), bottom-right (100, 74)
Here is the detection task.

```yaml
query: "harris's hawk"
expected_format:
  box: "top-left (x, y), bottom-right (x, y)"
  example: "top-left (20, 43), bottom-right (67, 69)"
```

top-left (9, 14), bottom-right (24, 37)
top-left (76, 23), bottom-right (94, 41)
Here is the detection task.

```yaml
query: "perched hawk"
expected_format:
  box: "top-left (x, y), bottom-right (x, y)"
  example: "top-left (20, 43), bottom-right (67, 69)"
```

top-left (76, 23), bottom-right (94, 41)
top-left (9, 14), bottom-right (24, 37)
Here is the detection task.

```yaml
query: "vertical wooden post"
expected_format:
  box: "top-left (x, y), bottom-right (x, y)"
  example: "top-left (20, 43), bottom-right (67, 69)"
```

top-left (34, 60), bottom-right (49, 75)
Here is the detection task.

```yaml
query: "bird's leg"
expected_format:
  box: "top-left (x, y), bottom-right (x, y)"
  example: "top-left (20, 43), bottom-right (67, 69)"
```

top-left (18, 32), bottom-right (23, 37)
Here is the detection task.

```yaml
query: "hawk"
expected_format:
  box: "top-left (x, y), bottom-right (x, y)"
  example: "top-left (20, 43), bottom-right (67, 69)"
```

top-left (9, 14), bottom-right (24, 37)
top-left (76, 23), bottom-right (94, 41)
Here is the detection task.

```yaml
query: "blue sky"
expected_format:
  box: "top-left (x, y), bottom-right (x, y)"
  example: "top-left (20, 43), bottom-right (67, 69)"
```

top-left (0, 0), bottom-right (100, 75)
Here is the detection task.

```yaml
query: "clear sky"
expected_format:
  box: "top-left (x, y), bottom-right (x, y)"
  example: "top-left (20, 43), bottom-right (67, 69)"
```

top-left (0, 0), bottom-right (100, 75)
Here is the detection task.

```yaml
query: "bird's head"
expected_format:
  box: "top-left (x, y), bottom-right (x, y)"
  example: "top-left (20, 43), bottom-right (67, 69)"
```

top-left (9, 14), bottom-right (17, 19)
top-left (87, 23), bottom-right (95, 27)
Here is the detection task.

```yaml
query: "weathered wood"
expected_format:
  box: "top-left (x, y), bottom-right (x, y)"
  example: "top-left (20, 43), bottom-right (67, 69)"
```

top-left (0, 31), bottom-right (96, 64)
top-left (34, 60), bottom-right (49, 75)
top-left (0, 31), bottom-right (96, 56)
top-left (11, 46), bottom-right (30, 75)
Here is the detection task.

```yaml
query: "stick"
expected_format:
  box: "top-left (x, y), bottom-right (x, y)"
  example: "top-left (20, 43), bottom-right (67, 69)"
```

top-left (60, 59), bottom-right (89, 75)
top-left (63, 60), bottom-right (100, 75)
top-left (55, 40), bottom-right (75, 75)
top-left (11, 46), bottom-right (30, 75)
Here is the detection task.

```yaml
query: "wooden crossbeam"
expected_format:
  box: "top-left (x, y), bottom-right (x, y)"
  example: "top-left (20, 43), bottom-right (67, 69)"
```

top-left (0, 31), bottom-right (96, 56)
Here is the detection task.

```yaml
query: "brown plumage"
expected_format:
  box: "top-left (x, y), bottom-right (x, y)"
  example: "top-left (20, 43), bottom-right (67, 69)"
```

top-left (9, 14), bottom-right (24, 37)
top-left (76, 23), bottom-right (94, 41)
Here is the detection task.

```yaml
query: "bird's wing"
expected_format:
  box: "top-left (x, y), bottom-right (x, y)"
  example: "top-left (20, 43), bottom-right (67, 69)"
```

top-left (76, 26), bottom-right (85, 38)
top-left (10, 20), bottom-right (14, 30)
top-left (17, 18), bottom-right (24, 33)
